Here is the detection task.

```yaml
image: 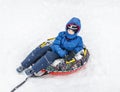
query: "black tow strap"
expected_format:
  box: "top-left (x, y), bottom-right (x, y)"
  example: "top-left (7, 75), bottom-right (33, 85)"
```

top-left (11, 76), bottom-right (30, 92)
top-left (11, 71), bottom-right (49, 92)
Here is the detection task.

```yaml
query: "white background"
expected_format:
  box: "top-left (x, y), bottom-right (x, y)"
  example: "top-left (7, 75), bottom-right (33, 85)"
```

top-left (0, 0), bottom-right (120, 92)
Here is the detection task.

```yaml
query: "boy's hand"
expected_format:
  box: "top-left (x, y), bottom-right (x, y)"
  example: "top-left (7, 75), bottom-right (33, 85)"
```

top-left (64, 51), bottom-right (75, 61)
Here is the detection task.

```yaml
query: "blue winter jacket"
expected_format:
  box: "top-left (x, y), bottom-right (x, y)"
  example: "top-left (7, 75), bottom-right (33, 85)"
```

top-left (50, 17), bottom-right (83, 57)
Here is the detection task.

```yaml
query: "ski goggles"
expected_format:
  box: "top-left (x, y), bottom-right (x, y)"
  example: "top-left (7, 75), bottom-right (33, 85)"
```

top-left (67, 24), bottom-right (80, 33)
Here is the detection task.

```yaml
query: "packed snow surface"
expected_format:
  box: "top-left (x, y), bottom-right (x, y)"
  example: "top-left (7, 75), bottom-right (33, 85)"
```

top-left (0, 0), bottom-right (120, 92)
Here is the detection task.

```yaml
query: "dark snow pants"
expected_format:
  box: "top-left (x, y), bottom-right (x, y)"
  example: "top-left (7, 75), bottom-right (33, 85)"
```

top-left (21, 46), bottom-right (60, 73)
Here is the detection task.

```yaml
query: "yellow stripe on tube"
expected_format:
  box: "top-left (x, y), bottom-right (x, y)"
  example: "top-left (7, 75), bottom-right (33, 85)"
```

top-left (66, 58), bottom-right (76, 64)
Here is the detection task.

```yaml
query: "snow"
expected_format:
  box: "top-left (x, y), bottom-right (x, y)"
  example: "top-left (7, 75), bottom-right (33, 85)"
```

top-left (0, 0), bottom-right (120, 92)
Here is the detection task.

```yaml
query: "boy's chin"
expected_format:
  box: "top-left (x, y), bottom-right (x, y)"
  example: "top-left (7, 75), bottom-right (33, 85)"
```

top-left (68, 32), bottom-right (75, 35)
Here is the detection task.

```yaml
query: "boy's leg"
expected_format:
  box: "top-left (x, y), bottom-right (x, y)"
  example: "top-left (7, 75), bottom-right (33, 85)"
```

top-left (21, 46), bottom-right (51, 68)
top-left (31, 51), bottom-right (60, 73)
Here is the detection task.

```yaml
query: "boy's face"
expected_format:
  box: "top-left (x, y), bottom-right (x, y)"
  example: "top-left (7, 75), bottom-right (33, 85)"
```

top-left (67, 29), bottom-right (75, 35)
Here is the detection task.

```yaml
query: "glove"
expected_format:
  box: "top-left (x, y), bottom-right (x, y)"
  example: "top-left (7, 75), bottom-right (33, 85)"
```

top-left (64, 51), bottom-right (75, 61)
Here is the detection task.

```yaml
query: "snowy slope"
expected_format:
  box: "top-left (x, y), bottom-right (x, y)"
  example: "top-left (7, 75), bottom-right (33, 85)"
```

top-left (0, 0), bottom-right (120, 92)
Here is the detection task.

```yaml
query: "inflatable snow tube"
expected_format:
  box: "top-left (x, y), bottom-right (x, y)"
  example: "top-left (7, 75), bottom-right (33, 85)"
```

top-left (34, 37), bottom-right (90, 76)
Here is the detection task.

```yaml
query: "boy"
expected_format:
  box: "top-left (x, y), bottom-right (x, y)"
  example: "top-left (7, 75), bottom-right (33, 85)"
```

top-left (16, 17), bottom-right (83, 76)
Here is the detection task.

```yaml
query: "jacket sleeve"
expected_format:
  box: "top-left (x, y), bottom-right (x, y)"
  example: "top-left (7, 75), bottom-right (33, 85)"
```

top-left (52, 32), bottom-right (68, 57)
top-left (74, 36), bottom-right (83, 54)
